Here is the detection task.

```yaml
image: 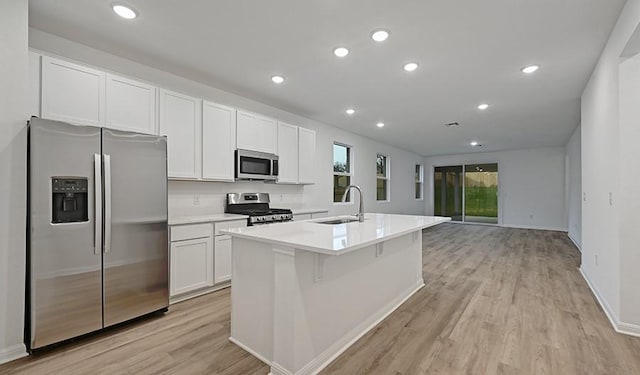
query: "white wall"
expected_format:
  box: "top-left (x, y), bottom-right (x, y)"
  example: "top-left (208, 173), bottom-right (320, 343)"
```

top-left (580, 0), bottom-right (640, 335)
top-left (566, 125), bottom-right (582, 249)
top-left (0, 0), bottom-right (28, 364)
top-left (28, 29), bottom-right (426, 218)
top-left (619, 49), bottom-right (640, 328)
top-left (424, 147), bottom-right (567, 231)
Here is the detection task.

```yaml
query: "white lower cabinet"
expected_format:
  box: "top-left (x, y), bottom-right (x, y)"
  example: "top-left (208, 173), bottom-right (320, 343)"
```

top-left (214, 235), bottom-right (232, 283)
top-left (213, 219), bottom-right (247, 284)
top-left (170, 235), bottom-right (214, 297)
top-left (169, 220), bottom-right (246, 302)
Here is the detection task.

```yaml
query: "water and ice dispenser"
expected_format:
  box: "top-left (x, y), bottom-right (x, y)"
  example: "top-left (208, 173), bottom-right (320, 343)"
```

top-left (51, 177), bottom-right (89, 223)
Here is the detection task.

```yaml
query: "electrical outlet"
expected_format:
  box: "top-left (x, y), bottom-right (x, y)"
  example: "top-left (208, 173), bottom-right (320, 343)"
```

top-left (595, 254), bottom-right (599, 266)
top-left (583, 192), bottom-right (586, 202)
top-left (609, 192), bottom-right (613, 206)
top-left (529, 214), bottom-right (534, 220)
top-left (193, 195), bottom-right (200, 206)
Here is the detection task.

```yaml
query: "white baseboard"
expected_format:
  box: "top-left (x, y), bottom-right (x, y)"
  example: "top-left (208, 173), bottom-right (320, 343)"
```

top-left (579, 268), bottom-right (640, 338)
top-left (169, 282), bottom-right (230, 305)
top-left (229, 336), bottom-right (272, 367)
top-left (0, 344), bottom-right (27, 365)
top-left (501, 224), bottom-right (568, 232)
top-left (567, 232), bottom-right (581, 251)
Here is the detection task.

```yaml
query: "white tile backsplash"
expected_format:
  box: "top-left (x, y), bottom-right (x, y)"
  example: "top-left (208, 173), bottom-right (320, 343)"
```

top-left (168, 180), bottom-right (305, 217)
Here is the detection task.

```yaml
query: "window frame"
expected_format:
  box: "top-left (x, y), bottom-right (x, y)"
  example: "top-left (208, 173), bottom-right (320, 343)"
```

top-left (376, 153), bottom-right (390, 202)
top-left (333, 142), bottom-right (354, 205)
top-left (415, 164), bottom-right (424, 200)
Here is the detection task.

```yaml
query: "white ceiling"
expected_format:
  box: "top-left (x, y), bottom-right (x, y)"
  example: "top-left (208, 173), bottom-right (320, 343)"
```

top-left (29, 0), bottom-right (625, 156)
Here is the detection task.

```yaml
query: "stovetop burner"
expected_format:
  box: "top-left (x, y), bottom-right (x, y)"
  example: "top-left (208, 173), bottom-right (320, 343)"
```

top-left (225, 193), bottom-right (293, 225)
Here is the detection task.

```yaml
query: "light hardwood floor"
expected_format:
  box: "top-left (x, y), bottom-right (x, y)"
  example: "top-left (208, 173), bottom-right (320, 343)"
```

top-left (2, 223), bottom-right (640, 374)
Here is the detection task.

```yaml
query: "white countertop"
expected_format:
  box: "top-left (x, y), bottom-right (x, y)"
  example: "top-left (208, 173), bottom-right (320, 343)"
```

top-left (222, 213), bottom-right (450, 255)
top-left (291, 208), bottom-right (329, 215)
top-left (169, 213), bottom-right (249, 226)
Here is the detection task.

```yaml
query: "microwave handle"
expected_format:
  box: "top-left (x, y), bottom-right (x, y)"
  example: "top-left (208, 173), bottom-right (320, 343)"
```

top-left (272, 159), bottom-right (279, 176)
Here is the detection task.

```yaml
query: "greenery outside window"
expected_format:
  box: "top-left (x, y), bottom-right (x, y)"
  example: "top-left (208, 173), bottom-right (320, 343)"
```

top-left (376, 154), bottom-right (389, 201)
top-left (333, 143), bottom-right (352, 203)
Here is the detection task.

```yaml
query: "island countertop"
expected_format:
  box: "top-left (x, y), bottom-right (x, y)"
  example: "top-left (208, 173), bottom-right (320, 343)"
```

top-left (221, 213), bottom-right (450, 255)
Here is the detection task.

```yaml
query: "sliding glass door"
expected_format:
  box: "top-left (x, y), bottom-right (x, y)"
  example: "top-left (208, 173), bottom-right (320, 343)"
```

top-left (464, 164), bottom-right (498, 224)
top-left (434, 166), bottom-right (463, 221)
top-left (434, 163), bottom-right (498, 224)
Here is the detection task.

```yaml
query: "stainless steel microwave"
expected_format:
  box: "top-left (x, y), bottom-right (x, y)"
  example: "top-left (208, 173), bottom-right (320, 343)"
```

top-left (235, 149), bottom-right (279, 181)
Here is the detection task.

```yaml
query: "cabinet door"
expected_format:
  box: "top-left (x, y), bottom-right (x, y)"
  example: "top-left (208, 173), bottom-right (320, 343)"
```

top-left (298, 127), bottom-right (316, 184)
top-left (257, 116), bottom-right (278, 154)
top-left (170, 237), bottom-right (214, 296)
top-left (106, 73), bottom-right (157, 134)
top-left (236, 111), bottom-right (258, 151)
top-left (214, 235), bottom-right (233, 284)
top-left (41, 56), bottom-right (105, 126)
top-left (28, 51), bottom-right (41, 118)
top-left (277, 122), bottom-right (299, 183)
top-left (159, 89), bottom-right (202, 179)
top-left (202, 101), bottom-right (236, 181)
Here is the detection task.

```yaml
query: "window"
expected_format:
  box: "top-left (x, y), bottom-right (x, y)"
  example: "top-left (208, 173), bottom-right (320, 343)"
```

top-left (376, 154), bottom-right (389, 201)
top-left (333, 143), bottom-right (352, 203)
top-left (415, 164), bottom-right (424, 200)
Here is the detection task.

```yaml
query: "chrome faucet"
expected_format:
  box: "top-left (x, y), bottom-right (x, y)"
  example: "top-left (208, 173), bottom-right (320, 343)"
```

top-left (341, 185), bottom-right (365, 222)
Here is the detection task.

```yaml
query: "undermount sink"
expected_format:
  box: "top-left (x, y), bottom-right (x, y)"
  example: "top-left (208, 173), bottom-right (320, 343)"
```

top-left (316, 218), bottom-right (361, 225)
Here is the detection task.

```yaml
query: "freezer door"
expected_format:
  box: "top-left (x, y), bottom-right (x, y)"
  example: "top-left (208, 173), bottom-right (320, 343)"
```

top-left (102, 128), bottom-right (169, 327)
top-left (28, 118), bottom-right (103, 349)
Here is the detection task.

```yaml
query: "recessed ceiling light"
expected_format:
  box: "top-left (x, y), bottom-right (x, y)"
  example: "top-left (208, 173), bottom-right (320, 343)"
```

top-left (271, 75), bottom-right (285, 84)
top-left (334, 47), bottom-right (350, 58)
top-left (112, 4), bottom-right (137, 19)
top-left (376, 122), bottom-right (385, 128)
top-left (470, 141), bottom-right (482, 147)
top-left (521, 65), bottom-right (539, 74)
top-left (403, 62), bottom-right (419, 72)
top-left (345, 108), bottom-right (355, 115)
top-left (371, 29), bottom-right (390, 42)
top-left (477, 103), bottom-right (489, 110)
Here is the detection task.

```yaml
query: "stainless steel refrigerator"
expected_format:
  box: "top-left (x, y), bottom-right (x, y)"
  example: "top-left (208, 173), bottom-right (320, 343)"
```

top-left (27, 117), bottom-right (169, 350)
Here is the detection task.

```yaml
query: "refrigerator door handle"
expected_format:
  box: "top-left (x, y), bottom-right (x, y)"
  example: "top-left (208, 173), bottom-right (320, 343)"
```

top-left (94, 154), bottom-right (103, 255)
top-left (104, 154), bottom-right (112, 254)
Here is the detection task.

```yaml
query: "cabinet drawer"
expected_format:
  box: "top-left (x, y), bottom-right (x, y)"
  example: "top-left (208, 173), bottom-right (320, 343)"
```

top-left (171, 223), bottom-right (212, 242)
top-left (214, 220), bottom-right (247, 236)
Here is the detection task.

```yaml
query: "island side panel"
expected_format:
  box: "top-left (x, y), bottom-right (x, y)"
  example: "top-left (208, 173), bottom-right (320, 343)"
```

top-left (230, 237), bottom-right (275, 364)
top-left (289, 231), bottom-right (424, 373)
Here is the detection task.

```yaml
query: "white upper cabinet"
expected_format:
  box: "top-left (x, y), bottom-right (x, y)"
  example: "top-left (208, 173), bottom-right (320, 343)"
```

top-left (236, 111), bottom-right (259, 151)
top-left (41, 56), bottom-right (106, 126)
top-left (236, 110), bottom-right (278, 154)
top-left (202, 101), bottom-right (236, 181)
top-left (277, 122), bottom-right (299, 184)
top-left (159, 89), bottom-right (202, 179)
top-left (28, 51), bottom-right (41, 118)
top-left (257, 116), bottom-right (278, 154)
top-left (298, 127), bottom-right (316, 184)
top-left (105, 73), bottom-right (157, 134)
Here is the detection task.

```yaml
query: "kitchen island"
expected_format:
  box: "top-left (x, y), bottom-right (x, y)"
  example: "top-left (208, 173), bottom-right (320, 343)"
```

top-left (222, 213), bottom-right (450, 375)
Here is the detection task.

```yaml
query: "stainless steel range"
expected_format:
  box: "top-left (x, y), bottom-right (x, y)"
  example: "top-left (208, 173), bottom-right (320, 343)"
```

top-left (225, 193), bottom-right (293, 226)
